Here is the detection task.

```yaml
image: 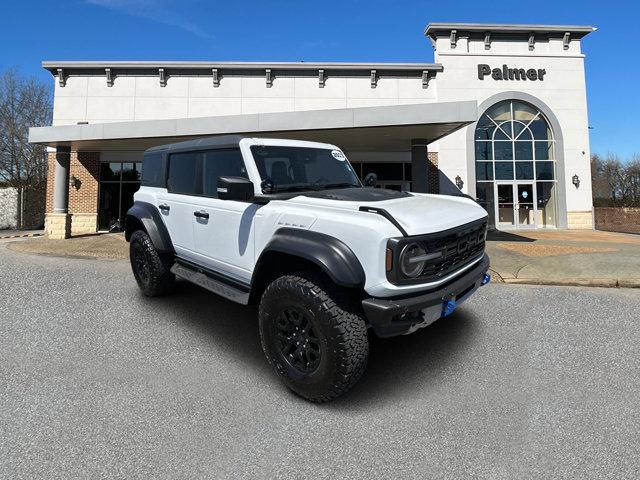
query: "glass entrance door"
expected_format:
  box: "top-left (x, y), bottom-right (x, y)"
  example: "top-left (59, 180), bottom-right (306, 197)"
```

top-left (516, 183), bottom-right (535, 229)
top-left (496, 184), bottom-right (515, 228)
top-left (494, 182), bottom-right (538, 229)
top-left (98, 162), bottom-right (141, 231)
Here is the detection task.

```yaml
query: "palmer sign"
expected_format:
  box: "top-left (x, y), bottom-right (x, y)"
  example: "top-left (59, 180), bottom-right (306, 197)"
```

top-left (478, 64), bottom-right (546, 81)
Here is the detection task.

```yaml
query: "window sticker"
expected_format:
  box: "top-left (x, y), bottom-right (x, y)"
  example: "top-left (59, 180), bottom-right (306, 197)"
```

top-left (331, 150), bottom-right (346, 161)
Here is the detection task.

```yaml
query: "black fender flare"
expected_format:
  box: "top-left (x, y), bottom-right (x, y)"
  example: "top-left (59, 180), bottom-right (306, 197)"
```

top-left (254, 228), bottom-right (365, 288)
top-left (124, 201), bottom-right (174, 253)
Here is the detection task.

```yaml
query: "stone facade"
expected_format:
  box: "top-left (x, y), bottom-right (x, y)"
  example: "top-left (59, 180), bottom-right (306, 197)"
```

top-left (70, 213), bottom-right (98, 235)
top-left (45, 213), bottom-right (71, 239)
top-left (595, 207), bottom-right (640, 234)
top-left (567, 211), bottom-right (594, 229)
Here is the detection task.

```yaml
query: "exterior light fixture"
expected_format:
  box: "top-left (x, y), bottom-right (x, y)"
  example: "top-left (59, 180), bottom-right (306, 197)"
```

top-left (572, 174), bottom-right (580, 188)
top-left (455, 175), bottom-right (464, 190)
top-left (71, 175), bottom-right (81, 190)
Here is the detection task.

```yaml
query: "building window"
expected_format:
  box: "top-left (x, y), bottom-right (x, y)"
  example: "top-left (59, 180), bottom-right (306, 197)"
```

top-left (475, 100), bottom-right (557, 229)
top-left (98, 162), bottom-right (141, 231)
top-left (350, 161), bottom-right (412, 191)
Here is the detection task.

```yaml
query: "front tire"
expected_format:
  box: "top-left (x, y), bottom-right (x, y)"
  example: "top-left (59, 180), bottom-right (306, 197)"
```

top-left (258, 272), bottom-right (369, 402)
top-left (129, 230), bottom-right (175, 297)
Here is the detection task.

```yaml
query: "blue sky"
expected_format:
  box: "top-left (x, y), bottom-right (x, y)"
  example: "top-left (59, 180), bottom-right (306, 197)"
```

top-left (1, 0), bottom-right (637, 158)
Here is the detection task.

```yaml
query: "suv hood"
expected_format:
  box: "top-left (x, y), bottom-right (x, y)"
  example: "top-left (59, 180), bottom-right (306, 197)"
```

top-left (287, 188), bottom-right (488, 236)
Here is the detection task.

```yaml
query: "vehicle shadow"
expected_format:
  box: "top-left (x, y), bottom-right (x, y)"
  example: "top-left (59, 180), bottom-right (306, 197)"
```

top-left (144, 280), bottom-right (479, 408)
top-left (145, 279), bottom-right (270, 375)
top-left (487, 230), bottom-right (536, 242)
top-left (323, 310), bottom-right (480, 411)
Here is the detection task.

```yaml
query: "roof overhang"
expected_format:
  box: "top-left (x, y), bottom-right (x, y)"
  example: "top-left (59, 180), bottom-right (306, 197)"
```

top-left (424, 22), bottom-right (596, 41)
top-left (42, 61), bottom-right (443, 77)
top-left (28, 101), bottom-right (477, 152)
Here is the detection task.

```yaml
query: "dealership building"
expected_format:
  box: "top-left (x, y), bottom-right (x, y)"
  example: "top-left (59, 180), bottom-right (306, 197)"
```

top-left (29, 22), bottom-right (596, 239)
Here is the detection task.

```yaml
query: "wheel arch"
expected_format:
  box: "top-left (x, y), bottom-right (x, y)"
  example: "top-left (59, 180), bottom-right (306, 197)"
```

top-left (249, 228), bottom-right (366, 304)
top-left (124, 201), bottom-right (174, 253)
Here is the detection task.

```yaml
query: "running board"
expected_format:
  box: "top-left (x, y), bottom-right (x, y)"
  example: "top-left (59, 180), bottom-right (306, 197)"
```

top-left (170, 263), bottom-right (250, 305)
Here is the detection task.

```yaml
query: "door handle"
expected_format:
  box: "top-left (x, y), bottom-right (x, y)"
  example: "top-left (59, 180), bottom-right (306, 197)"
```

top-left (158, 204), bottom-right (170, 212)
top-left (193, 210), bottom-right (209, 219)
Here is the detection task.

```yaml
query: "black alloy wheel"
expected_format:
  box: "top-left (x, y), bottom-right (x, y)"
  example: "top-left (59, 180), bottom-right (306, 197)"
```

top-left (129, 230), bottom-right (175, 297)
top-left (132, 241), bottom-right (150, 283)
top-left (274, 307), bottom-right (321, 374)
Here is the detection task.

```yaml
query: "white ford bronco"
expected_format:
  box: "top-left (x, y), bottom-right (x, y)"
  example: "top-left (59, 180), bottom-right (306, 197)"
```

top-left (125, 136), bottom-right (490, 402)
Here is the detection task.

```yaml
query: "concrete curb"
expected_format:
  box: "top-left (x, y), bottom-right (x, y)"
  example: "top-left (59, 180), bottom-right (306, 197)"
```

top-left (501, 277), bottom-right (640, 288)
top-left (488, 269), bottom-right (505, 283)
top-left (0, 232), bottom-right (44, 240)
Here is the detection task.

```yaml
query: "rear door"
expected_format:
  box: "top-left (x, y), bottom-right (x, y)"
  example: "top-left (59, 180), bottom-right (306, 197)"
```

top-left (156, 151), bottom-right (202, 260)
top-left (191, 149), bottom-right (258, 283)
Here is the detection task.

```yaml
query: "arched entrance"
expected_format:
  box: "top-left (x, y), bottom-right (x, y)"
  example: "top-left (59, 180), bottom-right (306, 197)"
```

top-left (472, 98), bottom-right (562, 229)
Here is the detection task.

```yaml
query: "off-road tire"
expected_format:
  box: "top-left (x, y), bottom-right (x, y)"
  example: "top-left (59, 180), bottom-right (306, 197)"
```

top-left (129, 230), bottom-right (175, 297)
top-left (258, 271), bottom-right (369, 402)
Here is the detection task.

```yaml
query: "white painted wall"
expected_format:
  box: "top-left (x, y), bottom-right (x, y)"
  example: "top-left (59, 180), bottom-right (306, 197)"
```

top-left (432, 33), bottom-right (593, 216)
top-left (52, 74), bottom-right (437, 126)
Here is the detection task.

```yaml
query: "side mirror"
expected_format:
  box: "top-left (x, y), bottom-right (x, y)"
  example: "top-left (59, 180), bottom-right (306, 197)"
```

top-left (363, 172), bottom-right (378, 188)
top-left (217, 176), bottom-right (254, 201)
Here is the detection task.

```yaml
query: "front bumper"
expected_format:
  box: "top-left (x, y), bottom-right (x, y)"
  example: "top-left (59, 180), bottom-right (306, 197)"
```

top-left (361, 254), bottom-right (490, 338)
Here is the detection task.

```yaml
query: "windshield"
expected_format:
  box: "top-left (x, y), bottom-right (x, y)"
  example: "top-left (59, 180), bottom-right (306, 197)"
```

top-left (250, 145), bottom-right (361, 193)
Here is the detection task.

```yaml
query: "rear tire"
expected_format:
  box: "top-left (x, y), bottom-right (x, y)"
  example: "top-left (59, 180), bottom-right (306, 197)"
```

top-left (129, 230), bottom-right (175, 297)
top-left (258, 271), bottom-right (369, 402)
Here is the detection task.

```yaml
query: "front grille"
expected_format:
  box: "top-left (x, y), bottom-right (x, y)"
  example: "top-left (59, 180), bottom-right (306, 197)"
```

top-left (417, 220), bottom-right (486, 282)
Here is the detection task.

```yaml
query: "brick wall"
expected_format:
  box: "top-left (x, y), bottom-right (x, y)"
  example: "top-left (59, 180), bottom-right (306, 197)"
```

top-left (45, 152), bottom-right (55, 214)
top-left (69, 152), bottom-right (100, 214)
top-left (45, 151), bottom-right (100, 214)
top-left (427, 152), bottom-right (439, 194)
top-left (595, 207), bottom-right (640, 234)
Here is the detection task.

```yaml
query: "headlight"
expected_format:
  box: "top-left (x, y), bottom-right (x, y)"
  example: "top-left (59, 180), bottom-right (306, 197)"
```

top-left (399, 242), bottom-right (427, 278)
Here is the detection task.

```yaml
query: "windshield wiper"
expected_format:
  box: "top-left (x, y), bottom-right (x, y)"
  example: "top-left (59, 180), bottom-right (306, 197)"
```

top-left (318, 182), bottom-right (360, 190)
top-left (272, 184), bottom-right (320, 193)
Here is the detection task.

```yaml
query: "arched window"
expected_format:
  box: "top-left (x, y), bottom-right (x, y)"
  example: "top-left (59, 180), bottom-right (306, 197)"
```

top-left (474, 100), bottom-right (557, 228)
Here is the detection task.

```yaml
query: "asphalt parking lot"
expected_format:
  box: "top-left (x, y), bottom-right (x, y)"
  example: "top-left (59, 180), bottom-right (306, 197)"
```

top-left (1, 240), bottom-right (639, 479)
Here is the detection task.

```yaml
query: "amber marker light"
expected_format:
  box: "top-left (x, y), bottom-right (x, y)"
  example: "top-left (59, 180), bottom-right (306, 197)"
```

top-left (386, 248), bottom-right (393, 272)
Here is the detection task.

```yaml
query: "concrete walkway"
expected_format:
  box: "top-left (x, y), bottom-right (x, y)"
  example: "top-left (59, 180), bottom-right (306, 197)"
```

top-left (486, 229), bottom-right (640, 287)
top-left (6, 232), bottom-right (127, 259)
top-left (5, 229), bottom-right (640, 288)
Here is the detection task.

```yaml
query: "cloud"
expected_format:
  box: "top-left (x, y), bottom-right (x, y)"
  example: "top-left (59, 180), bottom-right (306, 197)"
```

top-left (86, 0), bottom-right (212, 39)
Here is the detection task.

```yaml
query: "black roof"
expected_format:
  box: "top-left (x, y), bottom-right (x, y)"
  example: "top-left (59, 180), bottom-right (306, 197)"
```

top-left (145, 135), bottom-right (247, 154)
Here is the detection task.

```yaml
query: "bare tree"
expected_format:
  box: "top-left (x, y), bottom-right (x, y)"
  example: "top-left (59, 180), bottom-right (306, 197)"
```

top-left (592, 152), bottom-right (640, 207)
top-left (625, 154), bottom-right (640, 207)
top-left (0, 69), bottom-right (53, 188)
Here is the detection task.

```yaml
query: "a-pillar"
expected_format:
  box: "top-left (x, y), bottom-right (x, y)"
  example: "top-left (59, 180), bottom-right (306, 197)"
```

top-left (411, 139), bottom-right (429, 193)
top-left (45, 146), bottom-right (71, 239)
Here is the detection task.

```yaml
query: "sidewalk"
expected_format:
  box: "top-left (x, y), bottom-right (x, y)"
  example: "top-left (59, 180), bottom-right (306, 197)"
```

top-left (486, 229), bottom-right (640, 287)
top-left (6, 232), bottom-right (127, 259)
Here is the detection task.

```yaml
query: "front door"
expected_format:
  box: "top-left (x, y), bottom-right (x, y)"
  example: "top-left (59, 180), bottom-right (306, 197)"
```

top-left (191, 148), bottom-right (257, 284)
top-left (516, 183), bottom-right (536, 229)
top-left (494, 182), bottom-right (537, 229)
top-left (496, 183), bottom-right (516, 229)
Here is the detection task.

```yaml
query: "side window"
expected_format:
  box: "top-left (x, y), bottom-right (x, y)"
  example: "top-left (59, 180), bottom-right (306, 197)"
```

top-left (141, 153), bottom-right (163, 187)
top-left (202, 149), bottom-right (248, 197)
top-left (167, 152), bottom-right (202, 195)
